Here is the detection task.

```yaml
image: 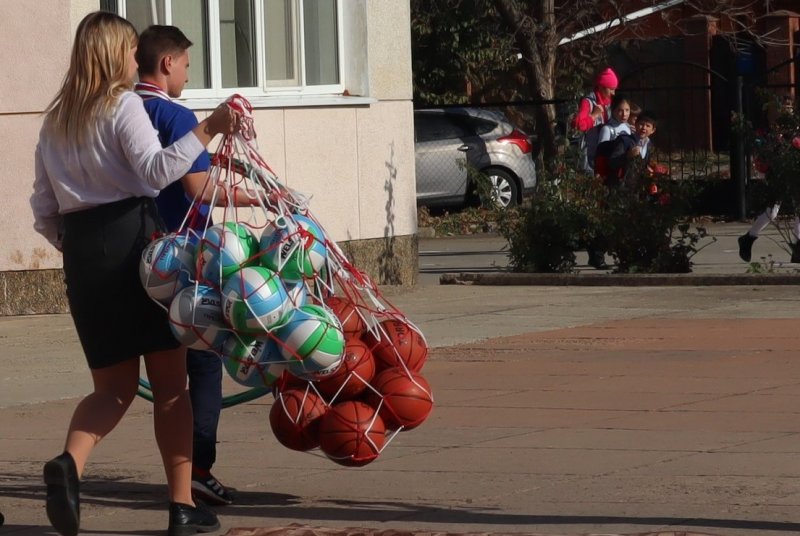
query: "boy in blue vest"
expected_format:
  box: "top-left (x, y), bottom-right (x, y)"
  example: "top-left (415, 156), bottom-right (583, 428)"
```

top-left (135, 25), bottom-right (234, 509)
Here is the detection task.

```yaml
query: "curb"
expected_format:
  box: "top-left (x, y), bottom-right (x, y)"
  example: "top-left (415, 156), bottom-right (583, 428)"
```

top-left (440, 272), bottom-right (800, 286)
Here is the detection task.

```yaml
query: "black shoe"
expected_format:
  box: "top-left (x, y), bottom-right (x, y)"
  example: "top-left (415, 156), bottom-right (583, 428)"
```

top-left (43, 452), bottom-right (80, 536)
top-left (168, 502), bottom-right (221, 536)
top-left (792, 243), bottom-right (800, 263)
top-left (738, 233), bottom-right (757, 262)
top-left (0, 511), bottom-right (4, 527)
top-left (192, 470), bottom-right (234, 506)
top-left (587, 251), bottom-right (609, 270)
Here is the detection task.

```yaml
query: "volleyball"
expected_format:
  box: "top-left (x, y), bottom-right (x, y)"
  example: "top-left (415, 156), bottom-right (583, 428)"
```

top-left (222, 266), bottom-right (292, 333)
top-left (276, 303), bottom-right (345, 381)
top-left (221, 334), bottom-right (286, 388)
top-left (168, 285), bottom-right (230, 351)
top-left (286, 281), bottom-right (309, 309)
top-left (259, 214), bottom-right (327, 282)
top-left (197, 222), bottom-right (259, 285)
top-left (139, 233), bottom-right (195, 304)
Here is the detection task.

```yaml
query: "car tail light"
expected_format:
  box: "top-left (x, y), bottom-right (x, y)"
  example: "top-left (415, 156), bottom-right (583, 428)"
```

top-left (497, 129), bottom-right (532, 154)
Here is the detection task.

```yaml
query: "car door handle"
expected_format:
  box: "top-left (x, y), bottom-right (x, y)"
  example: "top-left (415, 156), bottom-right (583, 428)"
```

top-left (457, 145), bottom-right (471, 152)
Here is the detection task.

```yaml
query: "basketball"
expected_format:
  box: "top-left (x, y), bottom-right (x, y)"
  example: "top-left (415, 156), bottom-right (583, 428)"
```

top-left (260, 214), bottom-right (327, 282)
top-left (197, 222), bottom-right (259, 285)
top-left (315, 338), bottom-right (376, 400)
top-left (168, 285), bottom-right (230, 351)
top-left (221, 334), bottom-right (286, 388)
top-left (275, 303), bottom-right (345, 381)
top-left (269, 387), bottom-right (327, 451)
top-left (362, 318), bottom-right (428, 372)
top-left (367, 367), bottom-right (433, 431)
top-left (319, 401), bottom-right (385, 467)
top-left (222, 266), bottom-right (292, 333)
top-left (139, 233), bottom-right (195, 304)
top-left (271, 369), bottom-right (310, 398)
top-left (325, 296), bottom-right (366, 337)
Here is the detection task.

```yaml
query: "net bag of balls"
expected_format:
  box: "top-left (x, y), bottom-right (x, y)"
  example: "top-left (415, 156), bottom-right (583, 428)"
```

top-left (139, 95), bottom-right (434, 467)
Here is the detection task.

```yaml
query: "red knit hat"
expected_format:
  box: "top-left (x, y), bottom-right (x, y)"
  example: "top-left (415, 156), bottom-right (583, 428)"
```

top-left (595, 67), bottom-right (618, 89)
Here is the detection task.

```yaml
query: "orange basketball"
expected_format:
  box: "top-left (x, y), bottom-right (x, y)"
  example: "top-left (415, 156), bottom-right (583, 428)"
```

top-left (271, 369), bottom-right (309, 398)
top-left (315, 338), bottom-right (376, 400)
top-left (319, 401), bottom-right (385, 467)
top-left (363, 319), bottom-right (428, 372)
top-left (326, 296), bottom-right (366, 337)
top-left (367, 367), bottom-right (433, 430)
top-left (269, 387), bottom-right (327, 451)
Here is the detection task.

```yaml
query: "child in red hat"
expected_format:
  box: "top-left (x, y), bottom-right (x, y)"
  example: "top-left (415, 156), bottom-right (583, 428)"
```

top-left (571, 67), bottom-right (618, 174)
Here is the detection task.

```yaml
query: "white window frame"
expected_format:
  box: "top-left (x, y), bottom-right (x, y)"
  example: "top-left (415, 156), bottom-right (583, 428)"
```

top-left (117, 0), bottom-right (359, 108)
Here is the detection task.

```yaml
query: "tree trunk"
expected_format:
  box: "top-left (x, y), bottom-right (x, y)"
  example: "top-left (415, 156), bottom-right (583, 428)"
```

top-left (495, 0), bottom-right (560, 170)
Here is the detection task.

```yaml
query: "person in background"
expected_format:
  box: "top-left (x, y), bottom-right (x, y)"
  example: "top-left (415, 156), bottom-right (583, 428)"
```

top-left (738, 95), bottom-right (800, 263)
top-left (571, 67), bottom-right (619, 174)
top-left (30, 11), bottom-right (237, 536)
top-left (134, 24), bottom-right (237, 507)
top-left (605, 110), bottom-right (659, 188)
top-left (598, 94), bottom-right (633, 145)
top-left (627, 101), bottom-right (642, 128)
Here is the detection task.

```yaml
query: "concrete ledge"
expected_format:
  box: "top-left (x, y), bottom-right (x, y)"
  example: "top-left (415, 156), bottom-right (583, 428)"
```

top-left (440, 272), bottom-right (800, 286)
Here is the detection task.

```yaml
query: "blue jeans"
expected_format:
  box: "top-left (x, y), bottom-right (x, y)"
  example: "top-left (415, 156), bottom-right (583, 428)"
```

top-left (187, 349), bottom-right (222, 471)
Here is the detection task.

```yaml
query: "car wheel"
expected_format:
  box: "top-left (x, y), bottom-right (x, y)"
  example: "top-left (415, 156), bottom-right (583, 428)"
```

top-left (486, 169), bottom-right (519, 209)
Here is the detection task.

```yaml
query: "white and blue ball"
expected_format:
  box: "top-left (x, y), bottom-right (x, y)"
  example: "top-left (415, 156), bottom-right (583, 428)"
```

top-left (139, 234), bottom-right (195, 304)
top-left (221, 335), bottom-right (287, 388)
top-left (259, 215), bottom-right (327, 282)
top-left (222, 266), bottom-right (293, 334)
top-left (168, 285), bottom-right (230, 350)
top-left (197, 222), bottom-right (259, 285)
top-left (276, 303), bottom-right (345, 381)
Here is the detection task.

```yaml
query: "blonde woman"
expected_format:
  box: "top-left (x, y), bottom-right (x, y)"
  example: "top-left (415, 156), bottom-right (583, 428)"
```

top-left (30, 11), bottom-right (237, 536)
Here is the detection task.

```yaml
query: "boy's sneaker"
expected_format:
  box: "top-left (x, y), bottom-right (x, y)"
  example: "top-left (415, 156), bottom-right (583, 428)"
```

top-left (792, 242), bottom-right (800, 264)
top-left (191, 470), bottom-right (234, 506)
top-left (738, 233), bottom-right (757, 262)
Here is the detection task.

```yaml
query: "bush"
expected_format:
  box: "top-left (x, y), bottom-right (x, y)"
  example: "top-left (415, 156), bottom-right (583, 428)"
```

top-left (497, 153), bottom-right (714, 273)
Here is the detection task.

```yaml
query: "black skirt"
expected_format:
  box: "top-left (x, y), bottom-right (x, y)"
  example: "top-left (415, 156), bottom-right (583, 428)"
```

top-left (62, 196), bottom-right (180, 369)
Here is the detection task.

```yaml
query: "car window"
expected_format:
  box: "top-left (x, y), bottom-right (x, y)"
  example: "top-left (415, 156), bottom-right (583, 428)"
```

top-left (461, 116), bottom-right (497, 136)
top-left (415, 114), bottom-right (469, 142)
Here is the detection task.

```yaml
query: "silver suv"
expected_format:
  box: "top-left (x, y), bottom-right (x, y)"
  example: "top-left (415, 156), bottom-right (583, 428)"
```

top-left (414, 107), bottom-right (537, 209)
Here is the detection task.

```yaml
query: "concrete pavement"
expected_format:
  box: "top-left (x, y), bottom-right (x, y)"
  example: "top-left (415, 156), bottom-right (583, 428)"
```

top-left (2, 223), bottom-right (800, 536)
top-left (418, 221), bottom-right (800, 284)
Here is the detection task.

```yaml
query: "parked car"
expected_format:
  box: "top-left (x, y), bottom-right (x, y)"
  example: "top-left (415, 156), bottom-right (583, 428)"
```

top-left (414, 107), bottom-right (536, 209)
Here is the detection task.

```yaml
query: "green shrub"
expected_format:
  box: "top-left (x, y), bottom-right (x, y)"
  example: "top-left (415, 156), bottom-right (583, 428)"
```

top-left (497, 153), bottom-right (714, 273)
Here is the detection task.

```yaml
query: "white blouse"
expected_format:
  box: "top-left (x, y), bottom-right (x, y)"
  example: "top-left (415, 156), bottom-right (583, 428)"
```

top-left (31, 91), bottom-right (205, 248)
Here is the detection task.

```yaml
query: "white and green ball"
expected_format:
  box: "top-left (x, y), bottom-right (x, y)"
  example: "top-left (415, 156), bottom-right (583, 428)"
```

top-left (221, 335), bottom-right (286, 388)
top-left (259, 215), bottom-right (327, 282)
top-left (276, 303), bottom-right (345, 380)
top-left (222, 266), bottom-right (293, 333)
top-left (139, 233), bottom-right (195, 304)
top-left (168, 285), bottom-right (230, 351)
top-left (197, 222), bottom-right (258, 285)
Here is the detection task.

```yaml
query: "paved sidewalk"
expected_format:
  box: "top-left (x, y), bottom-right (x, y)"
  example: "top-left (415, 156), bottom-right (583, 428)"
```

top-left (2, 281), bottom-right (800, 536)
top-left (419, 221), bottom-right (800, 285)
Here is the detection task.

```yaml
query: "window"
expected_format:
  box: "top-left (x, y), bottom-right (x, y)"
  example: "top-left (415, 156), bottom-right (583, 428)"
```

top-left (415, 114), bottom-right (469, 143)
top-left (108, 0), bottom-right (343, 100)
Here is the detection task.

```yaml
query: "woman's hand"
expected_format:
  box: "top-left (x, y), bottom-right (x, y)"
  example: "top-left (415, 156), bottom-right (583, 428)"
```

top-left (193, 104), bottom-right (240, 145)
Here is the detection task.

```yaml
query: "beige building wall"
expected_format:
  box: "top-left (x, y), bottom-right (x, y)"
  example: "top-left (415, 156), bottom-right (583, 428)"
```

top-left (0, 1), bottom-right (416, 287)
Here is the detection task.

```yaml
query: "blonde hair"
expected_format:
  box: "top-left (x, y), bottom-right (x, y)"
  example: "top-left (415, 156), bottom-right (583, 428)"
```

top-left (44, 11), bottom-right (138, 144)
